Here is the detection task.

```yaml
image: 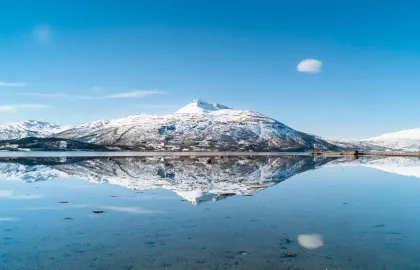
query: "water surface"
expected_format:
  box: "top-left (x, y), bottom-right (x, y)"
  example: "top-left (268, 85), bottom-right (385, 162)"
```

top-left (1, 156), bottom-right (420, 269)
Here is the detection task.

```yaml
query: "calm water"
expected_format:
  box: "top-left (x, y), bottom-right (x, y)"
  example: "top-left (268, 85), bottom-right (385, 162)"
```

top-left (1, 156), bottom-right (420, 269)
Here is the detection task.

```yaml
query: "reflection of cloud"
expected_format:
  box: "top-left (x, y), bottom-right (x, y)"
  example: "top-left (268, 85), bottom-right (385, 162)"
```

top-left (0, 190), bottom-right (13, 197)
top-left (102, 206), bottom-right (158, 214)
top-left (125, 196), bottom-right (176, 200)
top-left (298, 234), bottom-right (324, 249)
top-left (0, 217), bottom-right (21, 222)
top-left (10, 194), bottom-right (43, 200)
top-left (0, 190), bottom-right (42, 199)
top-left (25, 205), bottom-right (87, 211)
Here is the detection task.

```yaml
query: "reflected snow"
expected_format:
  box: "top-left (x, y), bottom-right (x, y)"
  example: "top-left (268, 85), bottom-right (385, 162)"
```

top-left (2, 156), bottom-right (420, 269)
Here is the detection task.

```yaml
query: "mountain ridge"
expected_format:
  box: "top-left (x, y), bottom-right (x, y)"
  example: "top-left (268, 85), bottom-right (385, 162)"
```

top-left (53, 100), bottom-right (338, 151)
top-left (0, 120), bottom-right (67, 141)
top-left (1, 100), bottom-right (419, 152)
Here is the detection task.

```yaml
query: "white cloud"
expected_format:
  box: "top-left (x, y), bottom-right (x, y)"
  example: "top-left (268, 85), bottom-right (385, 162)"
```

top-left (297, 59), bottom-right (322, 73)
top-left (33, 24), bottom-right (52, 44)
top-left (297, 234), bottom-right (324, 249)
top-left (0, 81), bottom-right (26, 87)
top-left (0, 104), bottom-right (48, 113)
top-left (20, 90), bottom-right (164, 100)
top-left (104, 90), bottom-right (164, 98)
top-left (19, 93), bottom-right (69, 98)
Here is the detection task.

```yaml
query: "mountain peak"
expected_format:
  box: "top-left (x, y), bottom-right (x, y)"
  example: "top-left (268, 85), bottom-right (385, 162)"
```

top-left (176, 99), bottom-right (232, 114)
top-left (0, 120), bottom-right (67, 140)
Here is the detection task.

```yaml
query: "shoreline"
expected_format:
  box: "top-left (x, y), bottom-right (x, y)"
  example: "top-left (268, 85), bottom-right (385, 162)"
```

top-left (0, 151), bottom-right (418, 158)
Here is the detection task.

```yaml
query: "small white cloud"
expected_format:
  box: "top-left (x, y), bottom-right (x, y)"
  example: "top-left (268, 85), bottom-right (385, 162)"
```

top-left (90, 86), bottom-right (103, 93)
top-left (0, 81), bottom-right (26, 87)
top-left (297, 59), bottom-right (322, 73)
top-left (33, 24), bottom-right (52, 44)
top-left (297, 234), bottom-right (324, 249)
top-left (105, 90), bottom-right (164, 99)
top-left (0, 104), bottom-right (48, 114)
top-left (102, 206), bottom-right (159, 214)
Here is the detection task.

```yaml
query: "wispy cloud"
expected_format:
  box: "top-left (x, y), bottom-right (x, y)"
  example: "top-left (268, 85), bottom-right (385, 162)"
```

top-left (136, 104), bottom-right (180, 109)
top-left (0, 106), bottom-right (15, 113)
top-left (0, 104), bottom-right (48, 113)
top-left (33, 24), bottom-right (52, 44)
top-left (20, 90), bottom-right (164, 100)
top-left (297, 59), bottom-right (322, 73)
top-left (0, 81), bottom-right (26, 87)
top-left (105, 90), bottom-right (164, 98)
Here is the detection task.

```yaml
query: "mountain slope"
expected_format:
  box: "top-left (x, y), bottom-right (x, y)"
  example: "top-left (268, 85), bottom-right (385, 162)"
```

top-left (54, 99), bottom-right (338, 151)
top-left (0, 120), bottom-right (67, 140)
top-left (327, 128), bottom-right (420, 152)
top-left (361, 128), bottom-right (420, 152)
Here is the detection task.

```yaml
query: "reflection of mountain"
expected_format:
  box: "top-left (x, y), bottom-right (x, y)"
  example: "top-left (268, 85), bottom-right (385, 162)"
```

top-left (328, 157), bottom-right (420, 178)
top-left (0, 156), bottom-right (332, 205)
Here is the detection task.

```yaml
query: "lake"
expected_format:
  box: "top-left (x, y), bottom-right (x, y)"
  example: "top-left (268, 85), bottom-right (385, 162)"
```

top-left (1, 155), bottom-right (420, 269)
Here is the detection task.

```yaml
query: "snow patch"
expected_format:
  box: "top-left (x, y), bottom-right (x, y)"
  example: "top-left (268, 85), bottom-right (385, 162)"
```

top-left (176, 99), bottom-right (232, 114)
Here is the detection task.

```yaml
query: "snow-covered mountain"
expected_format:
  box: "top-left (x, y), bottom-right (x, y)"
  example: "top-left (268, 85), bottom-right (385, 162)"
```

top-left (327, 127), bottom-right (420, 152)
top-left (0, 156), bottom-right (331, 205)
top-left (54, 99), bottom-right (338, 152)
top-left (0, 120), bottom-right (67, 140)
top-left (361, 128), bottom-right (420, 152)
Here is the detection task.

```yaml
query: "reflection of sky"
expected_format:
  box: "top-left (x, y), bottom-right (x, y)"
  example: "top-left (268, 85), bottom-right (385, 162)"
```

top-left (2, 165), bottom-right (420, 269)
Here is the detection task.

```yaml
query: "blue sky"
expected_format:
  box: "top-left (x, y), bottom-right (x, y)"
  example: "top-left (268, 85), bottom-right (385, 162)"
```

top-left (1, 0), bottom-right (419, 139)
